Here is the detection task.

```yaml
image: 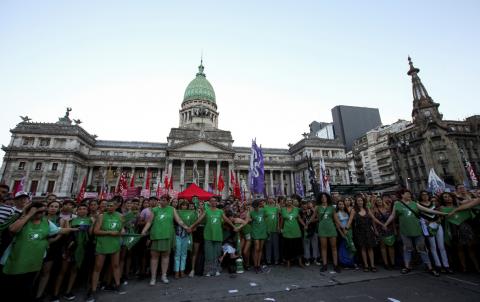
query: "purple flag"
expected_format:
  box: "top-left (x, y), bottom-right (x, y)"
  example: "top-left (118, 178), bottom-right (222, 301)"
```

top-left (295, 175), bottom-right (304, 198)
top-left (248, 139), bottom-right (265, 195)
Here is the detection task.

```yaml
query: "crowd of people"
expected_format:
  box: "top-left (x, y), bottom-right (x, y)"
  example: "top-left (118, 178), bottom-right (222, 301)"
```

top-left (0, 182), bottom-right (479, 302)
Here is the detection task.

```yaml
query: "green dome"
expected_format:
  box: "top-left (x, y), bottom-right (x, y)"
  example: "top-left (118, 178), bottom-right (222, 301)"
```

top-left (183, 62), bottom-right (216, 103)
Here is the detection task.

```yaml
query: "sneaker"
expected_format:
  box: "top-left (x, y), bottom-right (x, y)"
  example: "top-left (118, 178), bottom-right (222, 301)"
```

top-left (205, 272), bottom-right (212, 277)
top-left (320, 264), bottom-right (327, 272)
top-left (149, 278), bottom-right (156, 286)
top-left (430, 269), bottom-right (440, 277)
top-left (215, 271), bottom-right (221, 277)
top-left (315, 260), bottom-right (322, 266)
top-left (85, 291), bottom-right (96, 302)
top-left (50, 296), bottom-right (60, 302)
top-left (305, 260), bottom-right (311, 267)
top-left (161, 275), bottom-right (170, 284)
top-left (62, 292), bottom-right (76, 301)
top-left (334, 265), bottom-right (342, 273)
top-left (189, 270), bottom-right (195, 277)
top-left (115, 284), bottom-right (127, 295)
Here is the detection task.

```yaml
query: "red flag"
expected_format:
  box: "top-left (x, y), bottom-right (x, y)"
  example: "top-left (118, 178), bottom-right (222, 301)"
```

top-left (145, 169), bottom-right (151, 190)
top-left (164, 175), bottom-right (169, 189)
top-left (130, 172), bottom-right (136, 188)
top-left (156, 181), bottom-right (163, 198)
top-left (234, 177), bottom-right (241, 199)
top-left (76, 176), bottom-right (87, 203)
top-left (218, 173), bottom-right (225, 192)
top-left (169, 175), bottom-right (173, 190)
top-left (116, 172), bottom-right (127, 194)
top-left (230, 171), bottom-right (235, 185)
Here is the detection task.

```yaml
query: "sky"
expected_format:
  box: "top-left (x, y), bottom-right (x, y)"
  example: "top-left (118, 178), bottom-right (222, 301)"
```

top-left (1, 1), bottom-right (479, 155)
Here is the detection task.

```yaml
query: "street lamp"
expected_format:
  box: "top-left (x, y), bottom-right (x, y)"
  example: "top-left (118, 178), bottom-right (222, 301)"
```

top-left (397, 139), bottom-right (411, 190)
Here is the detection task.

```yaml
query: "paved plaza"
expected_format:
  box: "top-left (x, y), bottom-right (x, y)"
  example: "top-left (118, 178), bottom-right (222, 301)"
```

top-left (93, 265), bottom-right (480, 302)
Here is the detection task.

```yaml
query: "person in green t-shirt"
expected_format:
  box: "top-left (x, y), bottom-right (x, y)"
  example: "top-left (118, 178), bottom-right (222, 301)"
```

top-left (250, 199), bottom-right (268, 273)
top-left (384, 189), bottom-right (446, 275)
top-left (141, 194), bottom-right (190, 285)
top-left (279, 198), bottom-right (306, 268)
top-left (2, 201), bottom-right (76, 302)
top-left (191, 196), bottom-right (239, 277)
top-left (52, 202), bottom-right (93, 301)
top-left (88, 199), bottom-right (126, 301)
top-left (440, 192), bottom-right (479, 273)
top-left (264, 197), bottom-right (280, 265)
top-left (315, 192), bottom-right (342, 273)
top-left (174, 199), bottom-right (197, 278)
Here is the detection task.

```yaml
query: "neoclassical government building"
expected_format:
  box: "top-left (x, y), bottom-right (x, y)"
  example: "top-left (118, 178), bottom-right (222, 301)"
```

top-left (0, 62), bottom-right (350, 198)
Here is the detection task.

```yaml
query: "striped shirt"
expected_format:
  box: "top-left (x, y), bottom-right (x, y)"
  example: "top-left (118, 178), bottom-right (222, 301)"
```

top-left (0, 205), bottom-right (22, 225)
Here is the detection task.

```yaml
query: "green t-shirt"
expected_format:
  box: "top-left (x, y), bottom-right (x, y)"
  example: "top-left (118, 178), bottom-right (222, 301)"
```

top-left (3, 218), bottom-right (50, 274)
top-left (251, 209), bottom-right (268, 240)
top-left (441, 207), bottom-right (472, 225)
top-left (70, 216), bottom-right (92, 266)
top-left (96, 211), bottom-right (123, 254)
top-left (264, 205), bottom-right (279, 233)
top-left (150, 206), bottom-right (174, 240)
top-left (178, 209), bottom-right (197, 227)
top-left (281, 207), bottom-right (301, 239)
top-left (204, 208), bottom-right (224, 242)
top-left (317, 206), bottom-right (337, 237)
top-left (394, 201), bottom-right (422, 237)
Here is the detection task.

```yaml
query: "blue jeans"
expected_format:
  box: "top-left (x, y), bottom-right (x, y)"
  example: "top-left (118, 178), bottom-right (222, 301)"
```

top-left (400, 234), bottom-right (431, 267)
top-left (174, 235), bottom-right (189, 272)
top-left (265, 232), bottom-right (280, 264)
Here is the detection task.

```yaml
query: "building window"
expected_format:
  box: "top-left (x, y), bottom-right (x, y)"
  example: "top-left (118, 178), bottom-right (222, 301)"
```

top-left (51, 163), bottom-right (58, 171)
top-left (18, 162), bottom-right (25, 170)
top-left (22, 137), bottom-right (34, 146)
top-left (47, 181), bottom-right (55, 193)
top-left (30, 180), bottom-right (39, 194)
top-left (35, 163), bottom-right (42, 170)
top-left (39, 138), bottom-right (50, 147)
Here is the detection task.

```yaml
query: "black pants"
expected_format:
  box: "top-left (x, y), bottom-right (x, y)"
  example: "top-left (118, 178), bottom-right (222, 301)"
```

top-left (4, 271), bottom-right (38, 301)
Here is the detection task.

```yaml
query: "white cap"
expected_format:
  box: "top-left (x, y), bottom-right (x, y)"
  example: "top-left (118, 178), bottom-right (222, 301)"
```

top-left (14, 191), bottom-right (29, 199)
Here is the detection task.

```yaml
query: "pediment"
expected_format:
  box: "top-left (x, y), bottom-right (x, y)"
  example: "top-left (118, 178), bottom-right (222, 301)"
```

top-left (169, 139), bottom-right (234, 153)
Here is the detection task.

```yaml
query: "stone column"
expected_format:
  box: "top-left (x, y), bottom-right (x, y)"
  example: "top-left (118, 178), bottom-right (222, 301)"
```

top-left (280, 170), bottom-right (284, 196)
top-left (193, 160), bottom-right (198, 184)
top-left (290, 171), bottom-right (295, 195)
top-left (59, 162), bottom-right (75, 197)
top-left (228, 162), bottom-right (233, 194)
top-left (215, 160), bottom-right (222, 185)
top-left (168, 160), bottom-right (173, 177)
top-left (87, 166), bottom-right (93, 186)
top-left (204, 160), bottom-right (210, 191)
top-left (180, 160), bottom-right (186, 186)
top-left (269, 170), bottom-right (274, 197)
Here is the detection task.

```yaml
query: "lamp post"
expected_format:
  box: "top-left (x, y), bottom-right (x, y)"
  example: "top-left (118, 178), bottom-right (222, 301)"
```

top-left (397, 139), bottom-right (411, 190)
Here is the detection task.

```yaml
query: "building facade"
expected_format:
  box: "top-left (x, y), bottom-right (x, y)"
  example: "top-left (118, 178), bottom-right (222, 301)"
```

top-left (332, 105), bottom-right (382, 151)
top-left (389, 58), bottom-right (480, 193)
top-left (352, 120), bottom-right (410, 185)
top-left (1, 61), bottom-right (350, 198)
